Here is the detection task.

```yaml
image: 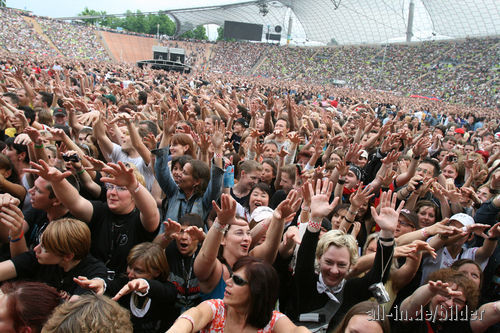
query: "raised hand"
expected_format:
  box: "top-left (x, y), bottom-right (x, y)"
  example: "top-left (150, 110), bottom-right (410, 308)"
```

top-left (162, 219), bottom-right (182, 240)
top-left (283, 226), bottom-right (301, 247)
top-left (370, 190), bottom-right (404, 233)
top-left (83, 155), bottom-right (107, 172)
top-left (487, 222), bottom-right (500, 239)
top-left (350, 222), bottom-right (361, 238)
top-left (212, 193), bottom-right (246, 226)
top-left (0, 198), bottom-right (24, 239)
top-left (113, 279), bottom-right (149, 301)
top-left (428, 280), bottom-right (463, 298)
top-left (100, 162), bottom-right (137, 189)
top-left (185, 226), bottom-right (206, 242)
top-left (274, 189), bottom-right (301, 221)
top-left (349, 183), bottom-right (374, 210)
top-left (24, 160), bottom-right (71, 183)
top-left (211, 120), bottom-right (225, 150)
top-left (73, 276), bottom-right (105, 295)
top-left (310, 179), bottom-right (339, 219)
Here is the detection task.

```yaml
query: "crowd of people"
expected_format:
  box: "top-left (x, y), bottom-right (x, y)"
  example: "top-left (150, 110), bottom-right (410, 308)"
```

top-left (0, 6), bottom-right (498, 332)
top-left (0, 8), bottom-right (110, 61)
top-left (37, 18), bottom-right (110, 61)
top-left (210, 41), bottom-right (272, 75)
top-left (0, 8), bottom-right (59, 58)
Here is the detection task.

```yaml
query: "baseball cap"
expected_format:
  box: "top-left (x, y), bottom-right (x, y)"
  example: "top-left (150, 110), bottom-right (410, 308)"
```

top-left (449, 213), bottom-right (474, 227)
top-left (454, 128), bottom-right (465, 135)
top-left (53, 107), bottom-right (67, 117)
top-left (235, 118), bottom-right (249, 128)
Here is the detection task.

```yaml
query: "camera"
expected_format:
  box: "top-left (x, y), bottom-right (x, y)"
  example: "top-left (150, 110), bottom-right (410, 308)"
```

top-left (62, 153), bottom-right (80, 163)
top-left (447, 155), bottom-right (457, 162)
top-left (369, 282), bottom-right (391, 304)
top-left (415, 180), bottom-right (424, 189)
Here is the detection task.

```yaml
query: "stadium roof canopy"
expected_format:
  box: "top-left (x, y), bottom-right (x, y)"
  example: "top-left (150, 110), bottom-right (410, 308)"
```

top-left (168, 0), bottom-right (499, 45)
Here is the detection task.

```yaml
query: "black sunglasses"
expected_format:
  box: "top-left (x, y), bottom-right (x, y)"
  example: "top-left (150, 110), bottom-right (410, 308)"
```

top-left (231, 273), bottom-right (248, 286)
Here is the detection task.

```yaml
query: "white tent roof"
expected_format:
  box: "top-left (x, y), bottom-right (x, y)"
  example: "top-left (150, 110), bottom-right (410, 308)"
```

top-left (169, 0), bottom-right (499, 44)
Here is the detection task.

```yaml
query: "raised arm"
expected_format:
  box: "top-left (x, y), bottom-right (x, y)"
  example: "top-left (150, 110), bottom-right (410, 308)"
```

top-left (24, 160), bottom-right (94, 222)
top-left (113, 113), bottom-right (152, 165)
top-left (400, 280), bottom-right (463, 319)
top-left (100, 162), bottom-right (159, 232)
top-left (93, 116), bottom-right (114, 161)
top-left (166, 301), bottom-right (215, 333)
top-left (193, 194), bottom-right (246, 292)
top-left (251, 190), bottom-right (301, 263)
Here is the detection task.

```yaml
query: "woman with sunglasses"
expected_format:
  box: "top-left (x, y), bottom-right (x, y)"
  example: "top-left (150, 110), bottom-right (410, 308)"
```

top-left (24, 160), bottom-right (160, 275)
top-left (167, 256), bottom-right (309, 333)
top-left (194, 191), bottom-right (300, 300)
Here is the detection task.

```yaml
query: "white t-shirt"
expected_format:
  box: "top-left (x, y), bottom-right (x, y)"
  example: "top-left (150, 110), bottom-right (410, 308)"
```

top-left (109, 143), bottom-right (154, 191)
top-left (420, 245), bottom-right (488, 284)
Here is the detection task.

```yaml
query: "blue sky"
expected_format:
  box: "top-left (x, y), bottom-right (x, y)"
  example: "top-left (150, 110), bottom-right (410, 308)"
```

top-left (6, 0), bottom-right (245, 18)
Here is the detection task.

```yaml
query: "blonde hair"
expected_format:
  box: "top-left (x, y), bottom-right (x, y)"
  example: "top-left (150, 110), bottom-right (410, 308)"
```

top-left (41, 294), bottom-right (132, 333)
top-left (123, 162), bottom-right (145, 187)
top-left (316, 230), bottom-right (358, 266)
top-left (42, 218), bottom-right (91, 260)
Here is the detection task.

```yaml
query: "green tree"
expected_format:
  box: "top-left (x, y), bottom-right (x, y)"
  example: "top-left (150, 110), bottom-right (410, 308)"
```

top-left (78, 7), bottom-right (106, 25)
top-left (0, 1), bottom-right (6, 8)
top-left (193, 25), bottom-right (208, 40)
top-left (217, 26), bottom-right (224, 41)
top-left (181, 25), bottom-right (207, 40)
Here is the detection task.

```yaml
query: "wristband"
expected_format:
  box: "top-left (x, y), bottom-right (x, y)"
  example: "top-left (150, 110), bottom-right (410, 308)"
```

top-left (133, 183), bottom-right (141, 193)
top-left (345, 217), bottom-right (355, 223)
top-left (421, 228), bottom-right (429, 239)
top-left (214, 152), bottom-right (223, 159)
top-left (337, 179), bottom-right (346, 185)
top-left (8, 230), bottom-right (24, 243)
top-left (308, 220), bottom-right (322, 231)
top-left (348, 209), bottom-right (358, 216)
top-left (213, 221), bottom-right (228, 233)
top-left (488, 236), bottom-right (498, 241)
top-left (76, 169), bottom-right (85, 175)
top-left (34, 144), bottom-right (44, 149)
top-left (379, 237), bottom-right (394, 242)
top-left (301, 206), bottom-right (310, 212)
top-left (179, 314), bottom-right (194, 331)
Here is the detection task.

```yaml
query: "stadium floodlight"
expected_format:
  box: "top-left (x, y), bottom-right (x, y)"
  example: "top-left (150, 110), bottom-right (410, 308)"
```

top-left (331, 0), bottom-right (342, 10)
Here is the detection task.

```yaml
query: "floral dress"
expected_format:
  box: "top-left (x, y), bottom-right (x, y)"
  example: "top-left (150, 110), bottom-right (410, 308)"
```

top-left (201, 299), bottom-right (284, 332)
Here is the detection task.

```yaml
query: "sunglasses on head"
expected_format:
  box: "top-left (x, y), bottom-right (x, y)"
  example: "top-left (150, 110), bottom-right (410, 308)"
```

top-left (231, 273), bottom-right (248, 286)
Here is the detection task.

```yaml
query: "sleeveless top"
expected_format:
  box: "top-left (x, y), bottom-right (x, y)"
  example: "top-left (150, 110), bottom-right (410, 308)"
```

top-left (200, 270), bottom-right (226, 301)
top-left (201, 299), bottom-right (285, 333)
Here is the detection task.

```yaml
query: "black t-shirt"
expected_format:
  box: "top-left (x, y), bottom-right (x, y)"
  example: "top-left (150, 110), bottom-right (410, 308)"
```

top-left (24, 208), bottom-right (73, 250)
top-left (106, 275), bottom-right (178, 333)
top-left (165, 241), bottom-right (201, 313)
top-left (230, 188), bottom-right (250, 208)
top-left (12, 251), bottom-right (107, 296)
top-left (89, 201), bottom-right (159, 274)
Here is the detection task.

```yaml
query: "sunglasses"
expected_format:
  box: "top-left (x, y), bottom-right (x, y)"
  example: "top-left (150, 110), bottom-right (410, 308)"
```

top-left (231, 273), bottom-right (248, 286)
top-left (105, 183), bottom-right (128, 192)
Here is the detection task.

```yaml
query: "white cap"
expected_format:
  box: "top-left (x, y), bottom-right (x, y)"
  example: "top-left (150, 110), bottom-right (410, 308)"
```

top-left (449, 213), bottom-right (474, 227)
top-left (250, 206), bottom-right (274, 223)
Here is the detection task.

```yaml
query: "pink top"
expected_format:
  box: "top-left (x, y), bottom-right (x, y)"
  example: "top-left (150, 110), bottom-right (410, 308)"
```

top-left (201, 299), bottom-right (285, 333)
